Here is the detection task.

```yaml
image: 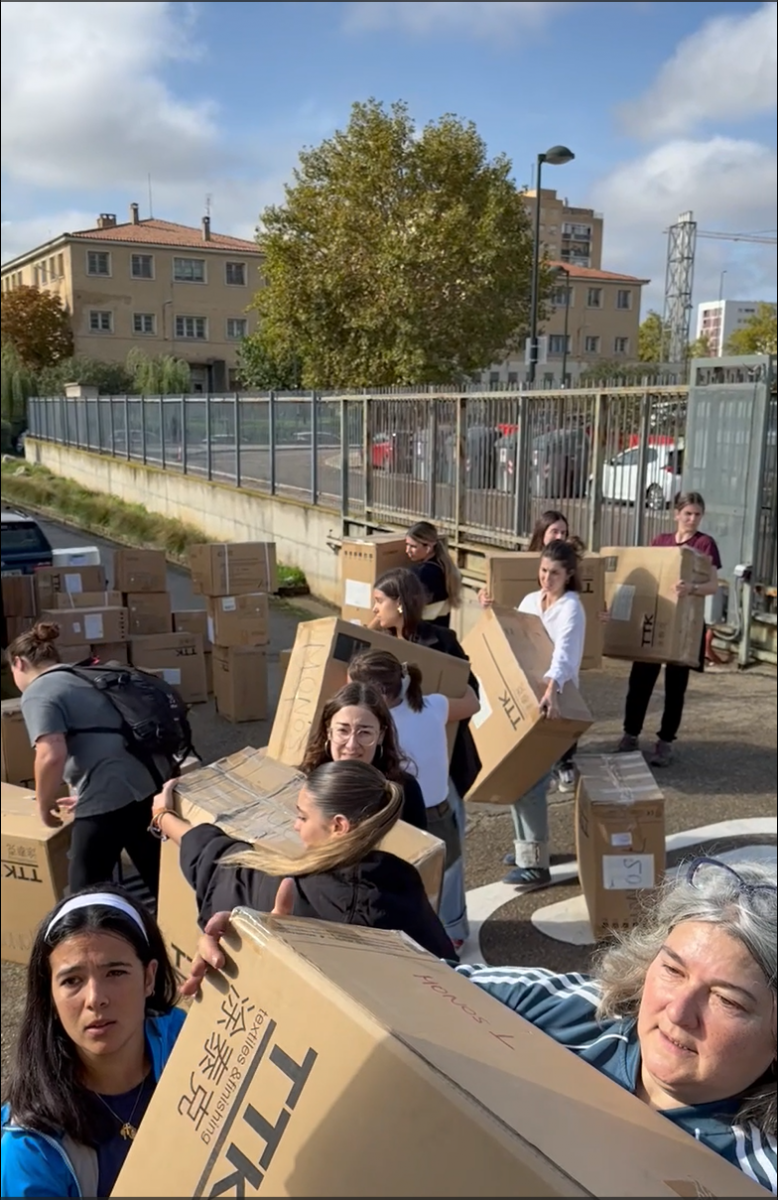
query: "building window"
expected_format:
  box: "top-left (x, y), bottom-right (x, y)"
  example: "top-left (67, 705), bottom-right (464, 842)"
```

top-left (89, 310), bottom-right (113, 333)
top-left (488, 371), bottom-right (500, 388)
top-left (133, 313), bottom-right (156, 335)
top-left (551, 286), bottom-right (572, 307)
top-left (616, 289), bottom-right (632, 310)
top-left (584, 335), bottom-right (600, 354)
top-left (614, 337), bottom-right (630, 354)
top-left (225, 262), bottom-right (246, 286)
top-left (87, 251), bottom-right (111, 277)
top-left (586, 287), bottom-right (602, 308)
top-left (57, 253), bottom-right (64, 278)
top-left (549, 334), bottom-right (570, 355)
top-left (131, 254), bottom-right (154, 280)
top-left (226, 318), bottom-right (248, 340)
top-left (507, 371), bottom-right (518, 385)
top-left (175, 315), bottom-right (207, 340)
top-left (173, 257), bottom-right (206, 283)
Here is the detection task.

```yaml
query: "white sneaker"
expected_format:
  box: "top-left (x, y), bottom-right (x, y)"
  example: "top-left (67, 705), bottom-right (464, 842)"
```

top-left (555, 765), bottom-right (576, 793)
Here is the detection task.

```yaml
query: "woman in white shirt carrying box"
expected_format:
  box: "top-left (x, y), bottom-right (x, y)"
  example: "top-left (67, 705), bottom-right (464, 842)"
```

top-left (478, 539), bottom-right (586, 893)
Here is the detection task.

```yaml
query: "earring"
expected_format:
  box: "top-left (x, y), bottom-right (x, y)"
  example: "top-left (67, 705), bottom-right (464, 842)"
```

top-left (397, 605), bottom-right (403, 614)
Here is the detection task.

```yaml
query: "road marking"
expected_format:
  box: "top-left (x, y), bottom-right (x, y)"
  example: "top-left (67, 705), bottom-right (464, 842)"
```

top-left (459, 817), bottom-right (777, 963)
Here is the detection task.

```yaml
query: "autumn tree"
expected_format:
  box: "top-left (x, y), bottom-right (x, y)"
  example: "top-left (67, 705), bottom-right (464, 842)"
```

top-left (725, 302), bottom-right (777, 356)
top-left (637, 310), bottom-right (667, 363)
top-left (1, 285), bottom-right (74, 369)
top-left (254, 99), bottom-right (538, 387)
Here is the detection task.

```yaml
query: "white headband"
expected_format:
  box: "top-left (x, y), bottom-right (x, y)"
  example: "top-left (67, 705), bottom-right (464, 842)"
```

top-left (46, 893), bottom-right (149, 942)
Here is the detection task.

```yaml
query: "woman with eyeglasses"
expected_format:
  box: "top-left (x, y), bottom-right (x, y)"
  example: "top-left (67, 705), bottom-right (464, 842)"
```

top-left (150, 757), bottom-right (456, 960)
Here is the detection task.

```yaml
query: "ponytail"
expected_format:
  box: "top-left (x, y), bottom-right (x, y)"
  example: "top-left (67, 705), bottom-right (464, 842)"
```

top-left (400, 662), bottom-right (424, 713)
top-left (407, 521), bottom-right (461, 608)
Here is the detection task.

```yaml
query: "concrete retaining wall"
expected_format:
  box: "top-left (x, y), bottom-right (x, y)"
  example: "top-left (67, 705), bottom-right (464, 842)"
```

top-left (26, 440), bottom-right (344, 605)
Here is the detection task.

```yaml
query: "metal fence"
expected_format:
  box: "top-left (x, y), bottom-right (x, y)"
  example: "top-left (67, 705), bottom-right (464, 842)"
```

top-left (27, 387), bottom-right (696, 552)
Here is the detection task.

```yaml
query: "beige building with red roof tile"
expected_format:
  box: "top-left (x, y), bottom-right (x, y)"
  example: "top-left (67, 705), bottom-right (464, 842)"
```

top-left (1, 204), bottom-right (264, 391)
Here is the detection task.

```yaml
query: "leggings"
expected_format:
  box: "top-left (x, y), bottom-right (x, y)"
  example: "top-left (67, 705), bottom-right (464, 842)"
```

top-left (68, 796), bottom-right (160, 900)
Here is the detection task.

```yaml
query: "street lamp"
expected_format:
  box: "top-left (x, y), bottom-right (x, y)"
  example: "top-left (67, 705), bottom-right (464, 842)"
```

top-left (553, 264), bottom-right (572, 387)
top-left (527, 144), bottom-right (575, 386)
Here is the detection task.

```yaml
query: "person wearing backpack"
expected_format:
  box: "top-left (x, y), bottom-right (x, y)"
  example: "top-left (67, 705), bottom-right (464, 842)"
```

top-left (7, 622), bottom-right (186, 899)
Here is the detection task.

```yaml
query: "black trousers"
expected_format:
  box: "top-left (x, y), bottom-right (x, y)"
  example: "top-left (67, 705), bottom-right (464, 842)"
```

top-left (623, 661), bottom-right (690, 744)
top-left (68, 796), bottom-right (161, 899)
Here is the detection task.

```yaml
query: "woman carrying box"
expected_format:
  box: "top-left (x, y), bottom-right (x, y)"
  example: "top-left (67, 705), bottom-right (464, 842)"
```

top-left (403, 521), bottom-right (462, 629)
top-left (617, 492), bottom-right (722, 768)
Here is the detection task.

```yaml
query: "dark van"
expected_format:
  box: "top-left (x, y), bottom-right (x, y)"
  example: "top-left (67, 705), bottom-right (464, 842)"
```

top-left (1, 511), bottom-right (53, 576)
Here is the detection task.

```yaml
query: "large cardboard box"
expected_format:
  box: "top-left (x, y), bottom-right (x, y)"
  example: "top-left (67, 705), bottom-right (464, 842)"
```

top-left (113, 548), bottom-right (167, 593)
top-left (462, 608), bottom-right (593, 804)
top-left (1, 575), bottom-right (36, 618)
top-left (124, 591), bottom-right (172, 636)
top-left (34, 564), bottom-right (107, 610)
top-left (157, 749), bottom-right (444, 986)
top-left (57, 642), bottom-right (91, 664)
top-left (576, 753), bottom-right (666, 940)
top-left (40, 605), bottom-right (129, 646)
top-left (114, 914), bottom-right (767, 1199)
top-left (268, 618), bottom-right (470, 769)
top-left (206, 593), bottom-right (269, 647)
top-left (189, 542), bottom-right (278, 597)
top-left (5, 616), bottom-right (32, 643)
top-left (340, 534), bottom-right (407, 623)
top-left (213, 645), bottom-right (268, 723)
top-left (486, 552), bottom-right (605, 671)
top-left (53, 590), bottom-right (123, 609)
top-left (173, 609), bottom-right (211, 649)
top-left (91, 640), bottom-right (129, 664)
top-left (1, 782), bottom-right (72, 965)
top-left (601, 547), bottom-right (711, 667)
top-left (1, 699), bottom-right (35, 789)
top-left (278, 648), bottom-right (292, 683)
top-left (129, 632), bottom-right (207, 703)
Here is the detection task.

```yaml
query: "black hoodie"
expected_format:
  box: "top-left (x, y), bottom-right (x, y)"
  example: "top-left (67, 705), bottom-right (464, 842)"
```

top-left (179, 823), bottom-right (457, 960)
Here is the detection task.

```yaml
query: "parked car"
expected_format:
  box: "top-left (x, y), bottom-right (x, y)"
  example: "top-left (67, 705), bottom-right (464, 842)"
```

top-left (600, 439), bottom-right (684, 510)
top-left (1, 510), bottom-right (53, 576)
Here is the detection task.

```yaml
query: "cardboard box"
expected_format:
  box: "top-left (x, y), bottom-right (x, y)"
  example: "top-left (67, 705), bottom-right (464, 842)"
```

top-left (40, 605), bottom-right (129, 647)
top-left (53, 590), bottom-right (123, 609)
top-left (278, 648), bottom-right (292, 683)
top-left (204, 651), bottom-right (213, 695)
top-left (90, 641), bottom-right (129, 664)
top-left (268, 618), bottom-right (470, 769)
top-left (576, 754), bottom-right (666, 940)
top-left (173, 609), bottom-right (211, 649)
top-left (486, 552), bottom-right (605, 671)
top-left (462, 608), bottom-right (593, 804)
top-left (189, 541), bottom-right (278, 597)
top-left (206, 593), bottom-right (270, 648)
top-left (1, 575), bottom-right (36, 618)
top-left (601, 547), bottom-right (711, 667)
top-left (57, 642), bottom-right (91, 664)
top-left (129, 632), bottom-right (208, 703)
top-left (157, 749), bottom-right (444, 987)
top-left (5, 616), bottom-right (32, 643)
top-left (113, 548), bottom-right (168, 594)
top-left (340, 534), bottom-right (407, 623)
top-left (34, 564), bottom-right (107, 610)
top-left (213, 645), bottom-right (268, 723)
top-left (1, 699), bottom-right (35, 788)
top-left (1, 782), bottom-right (72, 965)
top-left (51, 545), bottom-right (101, 567)
top-left (124, 591), bottom-right (172, 636)
top-left (113, 914), bottom-right (766, 1199)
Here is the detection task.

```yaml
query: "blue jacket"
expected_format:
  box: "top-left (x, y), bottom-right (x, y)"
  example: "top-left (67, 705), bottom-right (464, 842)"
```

top-left (1, 1008), bottom-right (185, 1198)
top-left (453, 963), bottom-right (777, 1195)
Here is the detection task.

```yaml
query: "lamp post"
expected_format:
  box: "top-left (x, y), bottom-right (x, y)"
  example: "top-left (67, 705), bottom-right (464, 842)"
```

top-left (527, 145), bottom-right (575, 387)
top-left (554, 265), bottom-right (572, 387)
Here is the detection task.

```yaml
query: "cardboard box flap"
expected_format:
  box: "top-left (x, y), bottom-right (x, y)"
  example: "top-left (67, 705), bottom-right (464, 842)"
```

top-left (577, 754), bottom-right (665, 805)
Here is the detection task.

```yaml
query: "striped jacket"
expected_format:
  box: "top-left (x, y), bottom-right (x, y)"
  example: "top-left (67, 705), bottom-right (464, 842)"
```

top-left (453, 963), bottom-right (777, 1195)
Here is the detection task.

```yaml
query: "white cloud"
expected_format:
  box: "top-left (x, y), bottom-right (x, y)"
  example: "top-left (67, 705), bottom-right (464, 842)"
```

top-left (620, 1), bottom-right (777, 140)
top-left (343, 1), bottom-right (571, 40)
top-left (0, 1), bottom-right (225, 190)
top-left (590, 137), bottom-right (778, 312)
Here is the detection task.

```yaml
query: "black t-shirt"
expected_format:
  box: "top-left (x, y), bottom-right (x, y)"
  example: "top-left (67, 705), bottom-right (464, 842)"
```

top-left (410, 560), bottom-right (451, 628)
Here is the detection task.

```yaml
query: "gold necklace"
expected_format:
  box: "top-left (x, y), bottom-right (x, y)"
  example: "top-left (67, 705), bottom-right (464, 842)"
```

top-left (94, 1076), bottom-right (147, 1141)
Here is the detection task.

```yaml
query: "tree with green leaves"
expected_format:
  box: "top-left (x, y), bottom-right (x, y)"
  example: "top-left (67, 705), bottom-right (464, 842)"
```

top-left (637, 310), bottom-right (666, 363)
top-left (725, 302), bottom-right (777, 356)
top-left (254, 99), bottom-right (539, 387)
top-left (1, 285), bottom-right (74, 369)
top-left (237, 331), bottom-right (303, 391)
top-left (125, 349), bottom-right (191, 395)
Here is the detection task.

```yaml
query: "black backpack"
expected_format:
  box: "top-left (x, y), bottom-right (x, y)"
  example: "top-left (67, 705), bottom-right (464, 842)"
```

top-left (59, 662), bottom-right (200, 788)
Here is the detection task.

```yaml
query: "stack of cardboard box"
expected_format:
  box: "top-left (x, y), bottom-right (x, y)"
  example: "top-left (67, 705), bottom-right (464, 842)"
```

top-left (188, 542), bottom-right (279, 723)
top-left (340, 533), bottom-right (407, 624)
top-left (35, 562), bottom-right (129, 664)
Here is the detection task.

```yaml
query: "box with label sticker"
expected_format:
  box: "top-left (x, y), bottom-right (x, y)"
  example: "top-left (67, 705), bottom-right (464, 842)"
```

top-left (340, 535), bottom-right (407, 624)
top-left (601, 547), bottom-right (711, 667)
top-left (34, 565), bottom-right (107, 611)
top-left (575, 752), bottom-right (666, 939)
top-left (206, 592), bottom-right (269, 647)
top-left (40, 606), bottom-right (129, 646)
top-left (129, 632), bottom-right (207, 704)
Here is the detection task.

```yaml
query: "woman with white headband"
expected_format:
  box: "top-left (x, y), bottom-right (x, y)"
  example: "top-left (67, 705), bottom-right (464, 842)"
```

top-left (1, 886), bottom-right (185, 1198)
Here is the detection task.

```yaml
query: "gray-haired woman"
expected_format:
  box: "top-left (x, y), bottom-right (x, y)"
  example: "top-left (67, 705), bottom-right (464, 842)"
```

top-left (455, 857), bottom-right (777, 1192)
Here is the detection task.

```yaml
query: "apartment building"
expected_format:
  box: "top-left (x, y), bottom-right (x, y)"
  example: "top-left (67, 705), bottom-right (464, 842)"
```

top-left (522, 188), bottom-right (603, 270)
top-left (476, 263), bottom-right (648, 389)
top-left (695, 299), bottom-right (764, 357)
top-left (1, 204), bottom-right (264, 391)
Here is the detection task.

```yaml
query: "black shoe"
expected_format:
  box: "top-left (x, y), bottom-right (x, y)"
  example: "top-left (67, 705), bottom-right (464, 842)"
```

top-left (503, 852), bottom-right (516, 866)
top-left (502, 867), bottom-right (553, 893)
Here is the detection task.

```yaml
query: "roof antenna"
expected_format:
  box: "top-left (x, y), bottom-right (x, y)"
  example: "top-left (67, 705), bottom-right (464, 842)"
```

top-left (147, 173), bottom-right (154, 218)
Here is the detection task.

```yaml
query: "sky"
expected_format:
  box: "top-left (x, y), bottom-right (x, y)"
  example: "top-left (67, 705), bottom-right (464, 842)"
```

top-left (1, 0), bottom-right (776, 316)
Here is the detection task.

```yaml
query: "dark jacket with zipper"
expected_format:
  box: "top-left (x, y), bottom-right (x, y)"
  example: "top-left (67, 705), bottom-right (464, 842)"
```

top-left (409, 621), bottom-right (482, 799)
top-left (179, 823), bottom-right (457, 959)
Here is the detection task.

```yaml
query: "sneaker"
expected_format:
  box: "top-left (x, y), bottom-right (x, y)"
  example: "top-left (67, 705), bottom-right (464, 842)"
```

top-left (616, 734), bottom-right (639, 753)
top-left (554, 765), bottom-right (576, 793)
top-left (503, 852), bottom-right (516, 867)
top-left (649, 739), bottom-right (673, 767)
top-left (502, 866), bottom-right (553, 892)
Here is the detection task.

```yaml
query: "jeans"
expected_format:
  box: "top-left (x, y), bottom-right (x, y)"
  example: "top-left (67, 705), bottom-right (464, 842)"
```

top-left (68, 796), bottom-right (160, 900)
top-left (438, 782), bottom-right (469, 943)
top-left (557, 742), bottom-right (578, 770)
top-left (623, 661), bottom-right (690, 743)
top-left (510, 773), bottom-right (553, 869)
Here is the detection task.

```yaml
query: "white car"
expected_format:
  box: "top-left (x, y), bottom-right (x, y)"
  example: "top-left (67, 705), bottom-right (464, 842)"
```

top-left (600, 440), bottom-right (683, 510)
